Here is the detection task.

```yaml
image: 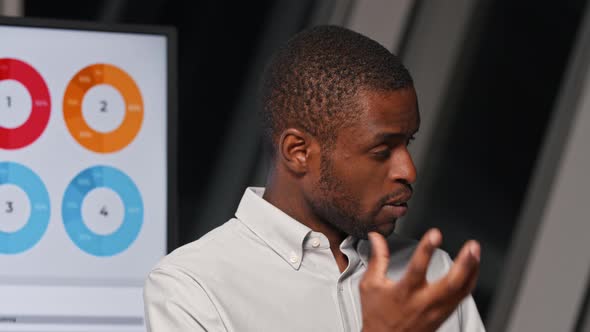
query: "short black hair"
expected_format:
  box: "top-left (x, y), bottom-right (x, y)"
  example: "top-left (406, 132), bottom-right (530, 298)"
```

top-left (260, 25), bottom-right (414, 154)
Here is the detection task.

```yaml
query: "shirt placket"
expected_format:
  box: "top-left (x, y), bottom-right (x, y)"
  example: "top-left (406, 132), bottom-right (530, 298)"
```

top-left (337, 244), bottom-right (362, 332)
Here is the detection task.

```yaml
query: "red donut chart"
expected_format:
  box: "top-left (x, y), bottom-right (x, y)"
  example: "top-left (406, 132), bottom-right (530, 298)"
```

top-left (0, 58), bottom-right (51, 149)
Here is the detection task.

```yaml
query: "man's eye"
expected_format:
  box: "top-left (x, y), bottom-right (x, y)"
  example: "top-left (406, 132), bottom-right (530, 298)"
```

top-left (406, 135), bottom-right (416, 146)
top-left (373, 149), bottom-right (391, 160)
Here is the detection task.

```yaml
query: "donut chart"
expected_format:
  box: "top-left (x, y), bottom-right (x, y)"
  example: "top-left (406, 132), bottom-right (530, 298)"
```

top-left (63, 64), bottom-right (143, 153)
top-left (62, 165), bottom-right (143, 256)
top-left (0, 162), bottom-right (51, 254)
top-left (0, 58), bottom-right (51, 149)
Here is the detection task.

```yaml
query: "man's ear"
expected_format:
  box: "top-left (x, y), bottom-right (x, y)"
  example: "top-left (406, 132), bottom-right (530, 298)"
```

top-left (278, 128), bottom-right (314, 175)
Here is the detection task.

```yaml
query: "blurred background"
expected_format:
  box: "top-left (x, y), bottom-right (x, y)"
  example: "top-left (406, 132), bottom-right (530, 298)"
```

top-left (2, 0), bottom-right (590, 331)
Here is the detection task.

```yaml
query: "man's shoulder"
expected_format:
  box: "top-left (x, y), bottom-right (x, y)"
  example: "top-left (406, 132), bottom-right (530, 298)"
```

top-left (151, 218), bottom-right (257, 276)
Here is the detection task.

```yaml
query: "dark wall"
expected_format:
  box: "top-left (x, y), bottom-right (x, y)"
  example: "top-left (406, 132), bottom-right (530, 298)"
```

top-left (407, 0), bottom-right (587, 320)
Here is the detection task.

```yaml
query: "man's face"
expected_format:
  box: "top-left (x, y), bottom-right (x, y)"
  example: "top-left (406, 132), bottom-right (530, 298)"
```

top-left (307, 87), bottom-right (419, 239)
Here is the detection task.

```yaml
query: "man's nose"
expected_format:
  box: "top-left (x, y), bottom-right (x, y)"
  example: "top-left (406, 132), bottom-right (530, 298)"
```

top-left (389, 147), bottom-right (417, 184)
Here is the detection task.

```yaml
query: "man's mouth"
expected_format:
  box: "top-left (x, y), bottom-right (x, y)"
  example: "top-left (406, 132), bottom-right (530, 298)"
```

top-left (381, 191), bottom-right (412, 217)
top-left (386, 201), bottom-right (408, 207)
top-left (383, 192), bottom-right (412, 207)
top-left (383, 201), bottom-right (408, 216)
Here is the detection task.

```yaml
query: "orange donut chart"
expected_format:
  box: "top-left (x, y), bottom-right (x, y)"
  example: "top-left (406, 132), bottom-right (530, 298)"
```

top-left (63, 64), bottom-right (143, 153)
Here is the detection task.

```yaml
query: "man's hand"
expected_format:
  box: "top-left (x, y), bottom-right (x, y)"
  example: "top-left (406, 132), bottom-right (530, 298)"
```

top-left (360, 229), bottom-right (480, 332)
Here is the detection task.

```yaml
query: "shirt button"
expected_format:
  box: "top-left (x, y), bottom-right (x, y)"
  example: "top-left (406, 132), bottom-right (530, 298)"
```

top-left (312, 238), bottom-right (321, 248)
top-left (289, 255), bottom-right (299, 263)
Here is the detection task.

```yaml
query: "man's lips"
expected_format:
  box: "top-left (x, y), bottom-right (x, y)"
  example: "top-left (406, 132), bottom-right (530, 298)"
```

top-left (382, 202), bottom-right (409, 217)
top-left (383, 191), bottom-right (412, 206)
top-left (384, 198), bottom-right (410, 206)
top-left (380, 191), bottom-right (412, 218)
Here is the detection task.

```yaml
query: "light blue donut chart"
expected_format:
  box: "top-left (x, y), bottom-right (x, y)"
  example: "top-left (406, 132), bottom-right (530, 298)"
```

top-left (62, 165), bottom-right (143, 257)
top-left (0, 161), bottom-right (51, 254)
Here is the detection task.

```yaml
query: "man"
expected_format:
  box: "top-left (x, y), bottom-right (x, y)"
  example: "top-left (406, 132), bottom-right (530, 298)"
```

top-left (144, 25), bottom-right (485, 331)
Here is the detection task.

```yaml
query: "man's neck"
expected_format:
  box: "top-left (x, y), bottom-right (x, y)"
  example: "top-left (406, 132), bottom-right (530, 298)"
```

top-left (263, 175), bottom-right (350, 272)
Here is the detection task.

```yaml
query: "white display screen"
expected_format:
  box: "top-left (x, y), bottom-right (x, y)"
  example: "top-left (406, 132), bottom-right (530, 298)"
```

top-left (0, 21), bottom-right (170, 331)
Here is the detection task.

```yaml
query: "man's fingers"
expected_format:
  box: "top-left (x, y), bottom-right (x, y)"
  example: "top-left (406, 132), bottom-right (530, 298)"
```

top-left (364, 232), bottom-right (391, 280)
top-left (432, 240), bottom-right (480, 301)
top-left (400, 228), bottom-right (442, 289)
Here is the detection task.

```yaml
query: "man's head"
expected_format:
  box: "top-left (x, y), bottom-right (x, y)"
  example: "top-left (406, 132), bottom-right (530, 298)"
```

top-left (260, 25), bottom-right (419, 239)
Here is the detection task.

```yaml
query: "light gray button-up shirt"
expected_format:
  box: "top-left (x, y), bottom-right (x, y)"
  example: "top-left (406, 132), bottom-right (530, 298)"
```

top-left (144, 187), bottom-right (485, 331)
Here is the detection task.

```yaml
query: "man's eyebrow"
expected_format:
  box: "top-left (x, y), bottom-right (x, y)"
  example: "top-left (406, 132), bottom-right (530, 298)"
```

top-left (371, 128), bottom-right (419, 143)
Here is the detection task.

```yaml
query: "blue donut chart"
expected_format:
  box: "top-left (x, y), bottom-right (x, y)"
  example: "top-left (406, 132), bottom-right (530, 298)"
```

top-left (62, 165), bottom-right (143, 256)
top-left (0, 162), bottom-right (50, 254)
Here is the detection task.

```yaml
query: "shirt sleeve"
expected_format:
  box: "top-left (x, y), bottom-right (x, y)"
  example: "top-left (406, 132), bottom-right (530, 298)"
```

top-left (439, 251), bottom-right (486, 332)
top-left (458, 294), bottom-right (486, 332)
top-left (143, 265), bottom-right (227, 332)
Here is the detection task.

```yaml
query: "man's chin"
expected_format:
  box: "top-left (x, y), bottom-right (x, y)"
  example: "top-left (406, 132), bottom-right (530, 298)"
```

top-left (362, 220), bottom-right (396, 239)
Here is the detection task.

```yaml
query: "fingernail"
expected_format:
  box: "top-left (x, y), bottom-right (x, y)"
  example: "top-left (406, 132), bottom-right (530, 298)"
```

top-left (428, 229), bottom-right (441, 246)
top-left (469, 243), bottom-right (481, 262)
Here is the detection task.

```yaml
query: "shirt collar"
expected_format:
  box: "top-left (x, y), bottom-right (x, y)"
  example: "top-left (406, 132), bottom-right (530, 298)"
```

top-left (357, 238), bottom-right (371, 267)
top-left (235, 187), bottom-right (312, 270)
top-left (355, 233), bottom-right (411, 268)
